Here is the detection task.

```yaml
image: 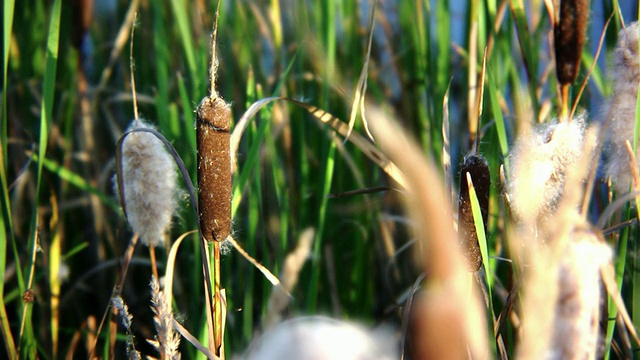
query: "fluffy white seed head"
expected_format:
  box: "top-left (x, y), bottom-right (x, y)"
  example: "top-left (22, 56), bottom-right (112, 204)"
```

top-left (119, 119), bottom-right (179, 247)
top-left (508, 115), bottom-right (587, 224)
top-left (604, 22), bottom-right (640, 193)
top-left (548, 229), bottom-right (610, 360)
top-left (517, 224), bottom-right (610, 360)
top-left (244, 316), bottom-right (397, 360)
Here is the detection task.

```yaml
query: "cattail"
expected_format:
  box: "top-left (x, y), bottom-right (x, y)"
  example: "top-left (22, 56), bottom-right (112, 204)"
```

top-left (244, 316), bottom-right (397, 360)
top-left (554, 0), bottom-right (589, 120)
top-left (119, 119), bottom-right (179, 247)
top-left (457, 154), bottom-right (491, 271)
top-left (112, 296), bottom-right (142, 360)
top-left (555, 0), bottom-right (589, 86)
top-left (148, 276), bottom-right (180, 359)
top-left (548, 227), bottom-right (610, 360)
top-left (197, 95), bottom-right (232, 242)
top-left (604, 22), bottom-right (640, 194)
top-left (508, 115), bottom-right (587, 224)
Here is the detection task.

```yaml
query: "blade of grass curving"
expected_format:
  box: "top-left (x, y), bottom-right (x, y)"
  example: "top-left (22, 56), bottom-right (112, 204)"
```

top-left (307, 0), bottom-right (338, 311)
top-left (31, 153), bottom-right (120, 212)
top-left (177, 73), bottom-right (197, 153)
top-left (169, 0), bottom-right (200, 94)
top-left (164, 230), bottom-right (198, 310)
top-left (604, 215), bottom-right (631, 360)
top-left (49, 192), bottom-right (61, 357)
top-left (227, 236), bottom-right (285, 289)
top-left (2, 0), bottom-right (14, 170)
top-left (601, 253), bottom-right (640, 347)
top-left (509, 0), bottom-right (539, 117)
top-left (467, 174), bottom-right (497, 356)
top-left (0, 3), bottom-right (16, 356)
top-left (292, 100), bottom-right (408, 188)
top-left (345, 0), bottom-right (377, 141)
top-left (232, 97), bottom-right (409, 190)
top-left (152, 3), bottom-right (175, 136)
top-left (487, 74), bottom-right (509, 172)
top-left (173, 319), bottom-right (219, 360)
top-left (307, 141), bottom-right (336, 310)
top-left (20, 0), bottom-right (62, 355)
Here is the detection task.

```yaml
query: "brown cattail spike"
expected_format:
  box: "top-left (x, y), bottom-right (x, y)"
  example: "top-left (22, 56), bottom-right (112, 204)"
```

top-left (555, 0), bottom-right (589, 120)
top-left (197, 95), bottom-right (232, 242)
top-left (457, 154), bottom-right (491, 271)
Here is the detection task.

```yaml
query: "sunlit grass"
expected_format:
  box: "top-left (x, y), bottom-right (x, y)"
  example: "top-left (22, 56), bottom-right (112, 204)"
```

top-left (3, 0), bottom-right (640, 359)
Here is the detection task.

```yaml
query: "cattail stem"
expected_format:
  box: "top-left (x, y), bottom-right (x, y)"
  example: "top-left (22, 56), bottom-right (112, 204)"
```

top-left (213, 242), bottom-right (222, 354)
top-left (560, 84), bottom-right (570, 122)
top-left (196, 4), bottom-right (231, 357)
top-left (149, 245), bottom-right (159, 284)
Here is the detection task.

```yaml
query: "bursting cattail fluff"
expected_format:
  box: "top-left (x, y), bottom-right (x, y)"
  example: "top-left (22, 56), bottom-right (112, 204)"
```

top-left (548, 228), bottom-right (610, 360)
top-left (604, 22), bottom-right (640, 193)
top-left (119, 119), bottom-right (179, 247)
top-left (508, 115), bottom-right (587, 224)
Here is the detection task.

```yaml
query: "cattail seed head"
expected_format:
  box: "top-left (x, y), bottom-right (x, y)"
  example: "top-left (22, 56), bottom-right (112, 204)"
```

top-left (508, 115), bottom-right (587, 224)
top-left (119, 119), bottom-right (179, 247)
top-left (604, 22), bottom-right (640, 193)
top-left (457, 154), bottom-right (490, 271)
top-left (197, 95), bottom-right (232, 242)
top-left (554, 0), bottom-right (590, 86)
top-left (549, 228), bottom-right (610, 360)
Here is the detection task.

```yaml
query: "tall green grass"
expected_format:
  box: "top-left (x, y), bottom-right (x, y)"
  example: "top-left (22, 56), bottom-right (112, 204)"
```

top-left (2, 0), bottom-right (640, 358)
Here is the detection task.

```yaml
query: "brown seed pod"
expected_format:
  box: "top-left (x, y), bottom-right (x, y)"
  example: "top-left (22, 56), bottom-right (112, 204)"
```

top-left (554, 0), bottom-right (589, 86)
top-left (457, 154), bottom-right (491, 272)
top-left (197, 95), bottom-right (232, 242)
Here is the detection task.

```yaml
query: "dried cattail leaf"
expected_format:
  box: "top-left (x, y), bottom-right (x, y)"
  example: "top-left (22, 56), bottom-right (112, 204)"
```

top-left (197, 95), bottom-right (232, 242)
top-left (457, 154), bottom-right (490, 271)
top-left (554, 0), bottom-right (589, 86)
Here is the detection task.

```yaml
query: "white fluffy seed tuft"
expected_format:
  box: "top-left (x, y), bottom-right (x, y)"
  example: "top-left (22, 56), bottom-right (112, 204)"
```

top-left (508, 115), bottom-right (587, 223)
top-left (244, 316), bottom-right (397, 360)
top-left (119, 119), bottom-right (179, 247)
top-left (604, 22), bottom-right (640, 193)
top-left (548, 229), bottom-right (610, 359)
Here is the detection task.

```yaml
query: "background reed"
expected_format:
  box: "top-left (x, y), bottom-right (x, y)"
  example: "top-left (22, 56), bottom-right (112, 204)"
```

top-left (2, 1), bottom-right (640, 359)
